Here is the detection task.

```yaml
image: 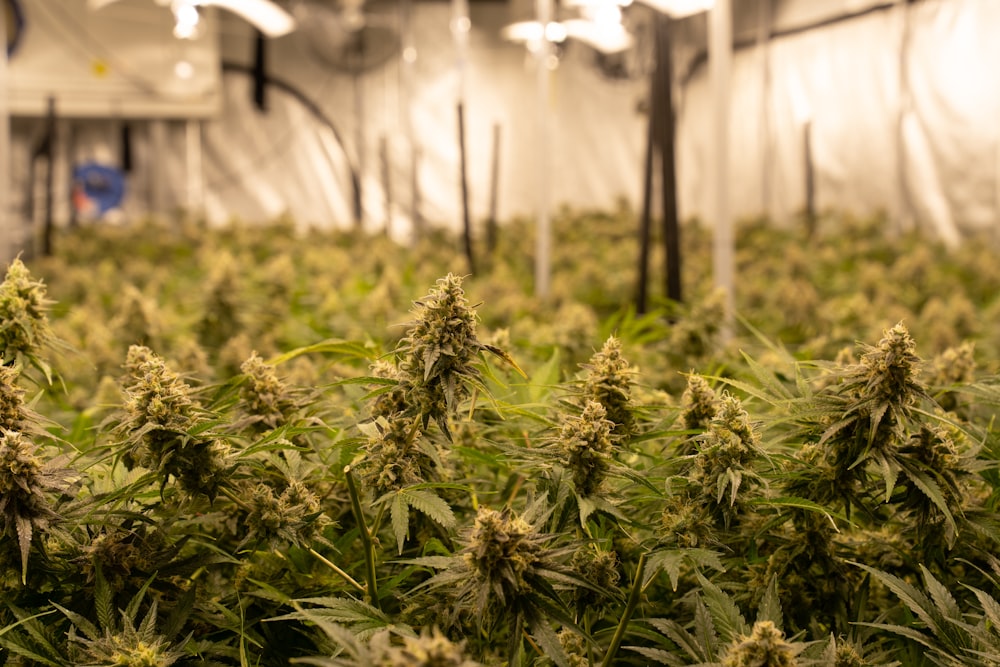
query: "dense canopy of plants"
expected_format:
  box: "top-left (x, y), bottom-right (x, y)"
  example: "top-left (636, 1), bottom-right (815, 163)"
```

top-left (1, 209), bottom-right (1000, 666)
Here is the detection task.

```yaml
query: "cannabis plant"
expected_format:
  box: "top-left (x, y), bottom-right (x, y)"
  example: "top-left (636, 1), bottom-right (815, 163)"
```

top-left (578, 336), bottom-right (637, 441)
top-left (294, 624), bottom-right (483, 667)
top-left (411, 502), bottom-right (587, 665)
top-left (393, 273), bottom-right (518, 437)
top-left (0, 257), bottom-right (55, 374)
top-left (115, 345), bottom-right (228, 499)
top-left (0, 429), bottom-right (70, 584)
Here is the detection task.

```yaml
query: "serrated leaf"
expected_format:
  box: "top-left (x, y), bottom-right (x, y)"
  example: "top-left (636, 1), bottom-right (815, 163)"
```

top-left (868, 401), bottom-right (890, 445)
top-left (137, 600), bottom-right (159, 638)
top-left (0, 637), bottom-right (63, 667)
top-left (855, 621), bottom-right (937, 652)
top-left (644, 549), bottom-right (726, 591)
top-left (95, 566), bottom-right (115, 632)
top-left (697, 574), bottom-right (748, 645)
top-left (124, 575), bottom-right (156, 625)
top-left (163, 584), bottom-right (197, 641)
top-left (52, 603), bottom-right (100, 642)
top-left (14, 513), bottom-right (31, 584)
top-left (853, 563), bottom-right (939, 634)
top-left (391, 492), bottom-right (410, 555)
top-left (875, 452), bottom-right (899, 503)
top-left (693, 597), bottom-right (719, 660)
top-left (625, 645), bottom-right (680, 665)
top-left (647, 618), bottom-right (705, 662)
top-left (969, 587), bottom-right (1000, 631)
top-left (401, 488), bottom-right (455, 529)
top-left (727, 468), bottom-right (742, 507)
top-left (529, 618), bottom-right (570, 667)
top-left (756, 576), bottom-right (782, 630)
top-left (903, 467), bottom-right (958, 546)
top-left (267, 339), bottom-right (375, 365)
top-left (920, 565), bottom-right (962, 622)
top-left (287, 597), bottom-right (393, 634)
top-left (748, 496), bottom-right (848, 528)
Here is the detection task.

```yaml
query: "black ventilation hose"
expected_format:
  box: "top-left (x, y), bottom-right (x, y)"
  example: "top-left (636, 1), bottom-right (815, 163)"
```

top-left (221, 60), bottom-right (363, 228)
top-left (252, 30), bottom-right (267, 112)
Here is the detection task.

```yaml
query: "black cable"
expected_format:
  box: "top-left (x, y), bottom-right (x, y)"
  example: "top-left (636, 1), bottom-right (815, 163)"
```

top-left (680, 2), bottom-right (902, 87)
top-left (214, 61), bottom-right (362, 226)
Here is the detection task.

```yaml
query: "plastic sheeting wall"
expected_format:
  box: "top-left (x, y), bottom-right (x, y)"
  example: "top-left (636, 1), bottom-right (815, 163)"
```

top-left (9, 0), bottom-right (1000, 244)
top-left (198, 1), bottom-right (648, 237)
top-left (677, 0), bottom-right (1000, 243)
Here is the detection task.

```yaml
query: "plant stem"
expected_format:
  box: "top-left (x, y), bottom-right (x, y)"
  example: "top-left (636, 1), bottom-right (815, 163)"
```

top-left (600, 552), bottom-right (646, 667)
top-left (220, 485), bottom-right (253, 512)
top-left (308, 548), bottom-right (366, 594)
top-left (344, 464), bottom-right (380, 609)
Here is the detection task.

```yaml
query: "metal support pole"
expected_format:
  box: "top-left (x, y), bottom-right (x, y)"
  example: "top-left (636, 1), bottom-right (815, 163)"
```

top-left (486, 122), bottom-right (501, 255)
top-left (380, 135), bottom-right (392, 236)
top-left (710, 0), bottom-right (734, 339)
top-left (534, 0), bottom-right (553, 298)
top-left (41, 98), bottom-right (55, 257)
top-left (0, 5), bottom-right (10, 262)
top-left (185, 119), bottom-right (204, 216)
top-left (636, 107), bottom-right (654, 314)
top-left (656, 14), bottom-right (681, 304)
top-left (452, 0), bottom-right (474, 272)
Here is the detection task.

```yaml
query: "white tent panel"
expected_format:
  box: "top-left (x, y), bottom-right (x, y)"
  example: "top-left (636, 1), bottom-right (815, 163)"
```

top-left (8, 0), bottom-right (1000, 246)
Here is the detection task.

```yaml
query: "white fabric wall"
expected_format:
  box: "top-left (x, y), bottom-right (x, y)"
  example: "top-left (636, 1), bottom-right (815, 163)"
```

top-left (201, 1), bottom-right (647, 237)
top-left (678, 0), bottom-right (1000, 242)
top-left (9, 0), bottom-right (1000, 245)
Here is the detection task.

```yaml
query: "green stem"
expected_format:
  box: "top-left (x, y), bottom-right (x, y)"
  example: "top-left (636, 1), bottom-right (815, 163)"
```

top-left (344, 465), bottom-right (380, 609)
top-left (308, 548), bottom-right (366, 594)
top-left (220, 485), bottom-right (253, 512)
top-left (600, 552), bottom-right (646, 667)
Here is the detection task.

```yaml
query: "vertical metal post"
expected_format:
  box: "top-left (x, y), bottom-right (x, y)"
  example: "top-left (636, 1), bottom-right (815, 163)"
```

top-left (41, 98), bottom-right (55, 257)
top-left (149, 120), bottom-right (168, 217)
top-left (380, 135), bottom-right (392, 236)
top-left (758, 0), bottom-right (772, 218)
top-left (400, 0), bottom-right (422, 240)
top-left (0, 5), bottom-right (10, 262)
top-left (486, 122), bottom-right (501, 255)
top-left (185, 119), bottom-right (204, 216)
top-left (636, 105), bottom-right (654, 315)
top-left (656, 14), bottom-right (681, 304)
top-left (534, 0), bottom-right (553, 298)
top-left (804, 119), bottom-right (816, 236)
top-left (710, 0), bottom-right (734, 339)
top-left (896, 0), bottom-right (913, 235)
top-left (353, 71), bottom-right (365, 229)
top-left (452, 0), bottom-right (474, 272)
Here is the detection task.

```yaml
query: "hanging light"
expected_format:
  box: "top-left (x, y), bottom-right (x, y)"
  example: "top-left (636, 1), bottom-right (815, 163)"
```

top-left (632, 0), bottom-right (713, 19)
top-left (88, 0), bottom-right (297, 38)
top-left (172, 0), bottom-right (201, 39)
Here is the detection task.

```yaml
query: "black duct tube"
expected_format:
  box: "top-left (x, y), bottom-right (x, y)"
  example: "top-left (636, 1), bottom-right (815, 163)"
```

top-left (121, 122), bottom-right (133, 173)
top-left (635, 13), bottom-right (681, 312)
top-left (221, 61), bottom-right (362, 228)
top-left (657, 13), bottom-right (681, 305)
top-left (252, 30), bottom-right (268, 112)
top-left (680, 2), bottom-right (901, 88)
top-left (24, 97), bottom-right (57, 258)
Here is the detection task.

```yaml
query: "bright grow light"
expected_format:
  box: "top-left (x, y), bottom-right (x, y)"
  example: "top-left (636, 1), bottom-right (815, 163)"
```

top-left (636, 0), bottom-right (713, 18)
top-left (88, 0), bottom-right (297, 38)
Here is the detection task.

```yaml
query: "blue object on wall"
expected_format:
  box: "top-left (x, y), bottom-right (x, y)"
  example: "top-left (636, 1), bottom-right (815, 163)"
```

top-left (73, 163), bottom-right (126, 216)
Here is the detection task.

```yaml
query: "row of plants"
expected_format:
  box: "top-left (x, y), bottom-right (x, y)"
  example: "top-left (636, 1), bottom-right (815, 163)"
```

top-left (0, 209), bottom-right (999, 665)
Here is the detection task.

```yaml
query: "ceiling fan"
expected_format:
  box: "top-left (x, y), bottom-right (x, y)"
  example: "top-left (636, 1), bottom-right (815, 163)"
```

top-left (86, 0), bottom-right (298, 38)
